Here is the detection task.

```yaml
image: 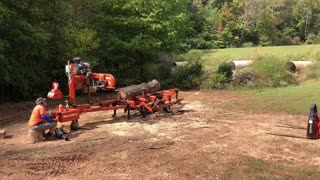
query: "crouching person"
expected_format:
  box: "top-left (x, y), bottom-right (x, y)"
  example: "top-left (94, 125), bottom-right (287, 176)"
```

top-left (28, 97), bottom-right (68, 143)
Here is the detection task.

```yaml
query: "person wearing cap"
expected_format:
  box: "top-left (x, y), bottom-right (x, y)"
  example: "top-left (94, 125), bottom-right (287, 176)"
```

top-left (28, 97), bottom-right (67, 140)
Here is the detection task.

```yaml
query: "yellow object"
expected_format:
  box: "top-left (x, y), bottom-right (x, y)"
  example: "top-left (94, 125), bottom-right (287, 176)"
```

top-left (65, 100), bottom-right (69, 111)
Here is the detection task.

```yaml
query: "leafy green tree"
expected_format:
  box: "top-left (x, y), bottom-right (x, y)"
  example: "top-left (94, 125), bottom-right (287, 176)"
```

top-left (63, 0), bottom-right (100, 66)
top-left (185, 0), bottom-right (222, 49)
top-left (62, 26), bottom-right (100, 66)
top-left (292, 0), bottom-right (320, 42)
top-left (220, 0), bottom-right (242, 47)
top-left (0, 0), bottom-right (86, 101)
top-left (93, 0), bottom-right (189, 83)
top-left (0, 0), bottom-right (51, 101)
top-left (255, 1), bottom-right (284, 46)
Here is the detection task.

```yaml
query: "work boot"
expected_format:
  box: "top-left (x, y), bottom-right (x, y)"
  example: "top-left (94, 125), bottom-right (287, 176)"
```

top-left (61, 134), bottom-right (69, 141)
top-left (44, 132), bottom-right (55, 140)
top-left (55, 128), bottom-right (69, 141)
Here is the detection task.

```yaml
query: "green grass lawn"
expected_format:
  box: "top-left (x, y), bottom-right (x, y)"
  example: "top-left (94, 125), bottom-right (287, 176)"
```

top-left (184, 44), bottom-right (320, 68)
top-left (222, 80), bottom-right (320, 114)
top-left (188, 44), bottom-right (320, 114)
top-left (203, 44), bottom-right (320, 61)
top-left (219, 155), bottom-right (320, 179)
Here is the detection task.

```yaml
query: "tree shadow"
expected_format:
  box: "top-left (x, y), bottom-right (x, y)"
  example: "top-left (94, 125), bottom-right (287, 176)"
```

top-left (266, 132), bottom-right (306, 139)
top-left (274, 123), bottom-right (306, 130)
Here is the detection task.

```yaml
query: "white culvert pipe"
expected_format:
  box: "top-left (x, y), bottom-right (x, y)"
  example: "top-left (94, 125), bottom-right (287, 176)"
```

top-left (172, 61), bottom-right (188, 67)
top-left (229, 60), bottom-right (252, 70)
top-left (286, 61), bottom-right (312, 72)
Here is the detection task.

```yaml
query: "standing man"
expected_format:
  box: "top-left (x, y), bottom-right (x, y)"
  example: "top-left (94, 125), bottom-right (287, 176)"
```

top-left (28, 97), bottom-right (68, 141)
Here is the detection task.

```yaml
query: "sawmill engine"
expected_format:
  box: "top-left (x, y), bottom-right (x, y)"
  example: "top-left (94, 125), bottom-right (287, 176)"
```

top-left (70, 57), bottom-right (92, 76)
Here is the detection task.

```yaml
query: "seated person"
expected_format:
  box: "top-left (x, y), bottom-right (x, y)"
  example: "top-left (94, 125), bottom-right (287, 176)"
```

top-left (28, 97), bottom-right (67, 140)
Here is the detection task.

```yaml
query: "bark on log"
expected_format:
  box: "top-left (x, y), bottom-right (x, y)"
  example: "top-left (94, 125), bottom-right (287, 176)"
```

top-left (118, 79), bottom-right (160, 99)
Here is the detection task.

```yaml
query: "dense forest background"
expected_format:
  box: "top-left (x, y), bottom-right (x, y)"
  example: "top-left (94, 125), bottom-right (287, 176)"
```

top-left (1, 0), bottom-right (320, 102)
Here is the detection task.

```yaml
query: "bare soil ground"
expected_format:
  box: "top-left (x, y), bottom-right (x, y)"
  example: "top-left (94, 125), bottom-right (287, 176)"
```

top-left (0, 91), bottom-right (319, 179)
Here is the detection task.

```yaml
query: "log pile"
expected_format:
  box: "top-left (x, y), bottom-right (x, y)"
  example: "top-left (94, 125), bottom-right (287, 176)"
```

top-left (118, 79), bottom-right (160, 99)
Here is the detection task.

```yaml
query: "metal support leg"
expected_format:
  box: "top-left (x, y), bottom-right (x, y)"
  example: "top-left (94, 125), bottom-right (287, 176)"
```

top-left (70, 120), bottom-right (79, 130)
top-left (127, 104), bottom-right (131, 120)
top-left (112, 109), bottom-right (117, 117)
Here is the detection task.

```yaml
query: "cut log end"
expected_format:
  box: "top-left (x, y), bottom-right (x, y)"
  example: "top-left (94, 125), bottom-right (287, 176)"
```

top-left (28, 130), bottom-right (43, 144)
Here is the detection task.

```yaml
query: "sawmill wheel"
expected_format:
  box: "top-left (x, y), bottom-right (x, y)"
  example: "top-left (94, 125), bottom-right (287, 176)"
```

top-left (70, 120), bottom-right (79, 130)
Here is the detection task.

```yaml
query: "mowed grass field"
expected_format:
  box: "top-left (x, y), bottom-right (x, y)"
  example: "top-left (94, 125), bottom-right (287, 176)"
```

top-left (202, 44), bottom-right (320, 65)
top-left (183, 44), bottom-right (320, 69)
top-left (190, 45), bottom-right (320, 114)
top-left (222, 80), bottom-right (320, 114)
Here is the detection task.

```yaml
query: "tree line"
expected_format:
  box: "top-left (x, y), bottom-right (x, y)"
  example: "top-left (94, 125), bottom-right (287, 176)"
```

top-left (1, 0), bottom-right (319, 102)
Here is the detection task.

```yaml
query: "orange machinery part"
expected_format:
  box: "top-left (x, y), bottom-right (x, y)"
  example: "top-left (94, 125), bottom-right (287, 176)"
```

top-left (51, 88), bottom-right (180, 122)
top-left (47, 82), bottom-right (64, 99)
top-left (67, 63), bottom-right (116, 104)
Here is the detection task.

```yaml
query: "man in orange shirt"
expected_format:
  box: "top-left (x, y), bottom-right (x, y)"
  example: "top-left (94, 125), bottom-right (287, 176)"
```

top-left (28, 97), bottom-right (68, 140)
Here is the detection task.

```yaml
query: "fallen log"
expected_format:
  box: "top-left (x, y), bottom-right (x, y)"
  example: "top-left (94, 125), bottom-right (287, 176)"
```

top-left (118, 79), bottom-right (160, 99)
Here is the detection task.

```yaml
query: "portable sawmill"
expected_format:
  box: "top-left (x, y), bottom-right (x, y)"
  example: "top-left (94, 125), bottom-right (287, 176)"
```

top-left (47, 57), bottom-right (182, 129)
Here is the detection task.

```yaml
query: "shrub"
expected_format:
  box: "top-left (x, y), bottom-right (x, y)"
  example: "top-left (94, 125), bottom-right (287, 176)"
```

top-left (180, 50), bottom-right (204, 63)
top-left (186, 37), bottom-right (214, 49)
top-left (212, 40), bottom-right (227, 49)
top-left (281, 36), bottom-right (301, 45)
top-left (242, 42), bottom-right (255, 48)
top-left (206, 73), bottom-right (229, 89)
top-left (232, 69), bottom-right (255, 87)
top-left (317, 34), bottom-right (320, 44)
top-left (252, 56), bottom-right (296, 87)
top-left (259, 35), bottom-right (272, 46)
top-left (304, 62), bottom-right (320, 80)
top-left (156, 53), bottom-right (176, 88)
top-left (292, 36), bottom-right (301, 45)
top-left (172, 61), bottom-right (205, 90)
top-left (217, 62), bottom-right (233, 83)
top-left (138, 52), bottom-right (177, 89)
top-left (306, 33), bottom-right (317, 44)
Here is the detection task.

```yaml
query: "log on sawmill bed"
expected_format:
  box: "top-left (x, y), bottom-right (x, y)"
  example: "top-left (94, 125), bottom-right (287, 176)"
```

top-left (118, 79), bottom-right (160, 99)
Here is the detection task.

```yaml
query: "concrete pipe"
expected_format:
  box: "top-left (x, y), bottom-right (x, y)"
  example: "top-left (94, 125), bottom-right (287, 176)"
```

top-left (229, 60), bottom-right (252, 70)
top-left (172, 61), bottom-right (188, 67)
top-left (286, 61), bottom-right (312, 72)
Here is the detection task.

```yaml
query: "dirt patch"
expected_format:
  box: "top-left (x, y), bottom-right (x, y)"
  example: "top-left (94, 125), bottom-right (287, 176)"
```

top-left (0, 91), bottom-right (318, 179)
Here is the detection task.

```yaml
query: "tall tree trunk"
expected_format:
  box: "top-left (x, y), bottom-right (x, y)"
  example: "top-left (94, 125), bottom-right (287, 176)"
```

top-left (305, 8), bottom-right (312, 38)
top-left (239, 30), bottom-right (245, 47)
